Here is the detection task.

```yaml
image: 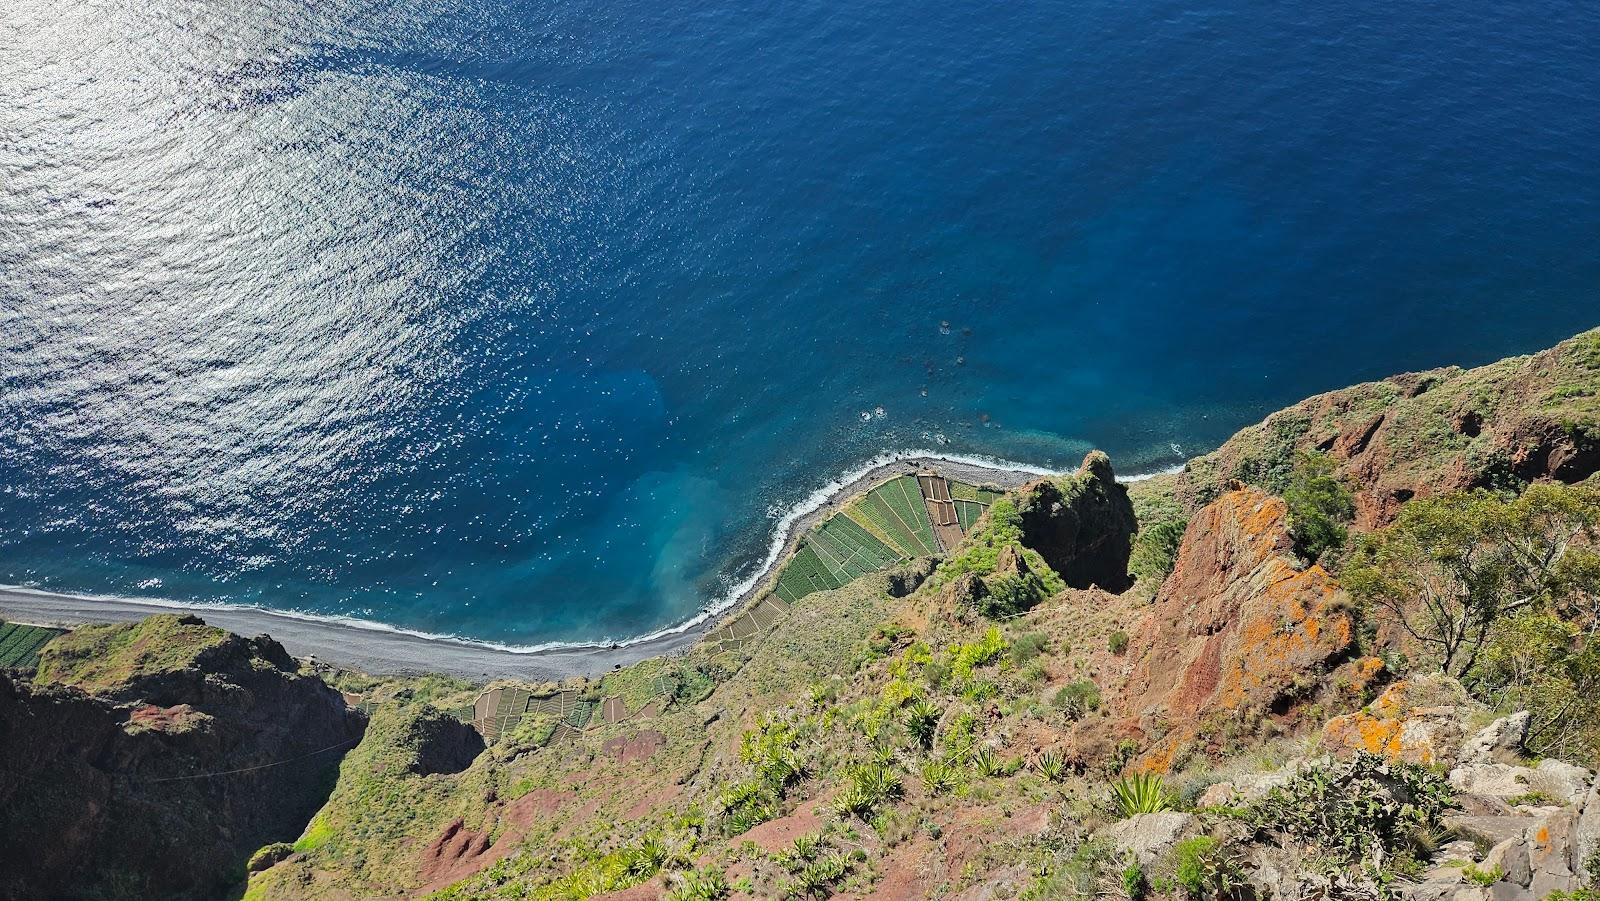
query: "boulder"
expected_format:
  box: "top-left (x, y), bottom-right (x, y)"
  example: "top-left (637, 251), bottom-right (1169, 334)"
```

top-left (1322, 676), bottom-right (1474, 766)
top-left (1533, 759), bottom-right (1592, 805)
top-left (1096, 812), bottom-right (1200, 867)
top-left (1460, 712), bottom-right (1530, 765)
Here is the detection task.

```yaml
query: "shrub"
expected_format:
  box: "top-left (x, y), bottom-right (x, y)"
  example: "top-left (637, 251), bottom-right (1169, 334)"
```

top-left (950, 627), bottom-right (1007, 685)
top-left (1052, 679), bottom-right (1101, 720)
top-left (1108, 631), bottom-right (1130, 655)
top-left (1248, 752), bottom-right (1456, 866)
top-left (921, 760), bottom-right (960, 795)
top-left (1121, 857), bottom-right (1147, 901)
top-left (1462, 864), bottom-right (1504, 887)
top-left (1283, 451), bottom-right (1355, 562)
top-left (1111, 772), bottom-right (1171, 817)
top-left (1473, 612), bottom-right (1600, 763)
top-left (1172, 836), bottom-right (1246, 899)
top-left (1346, 482), bottom-right (1600, 676)
top-left (1011, 632), bottom-right (1050, 665)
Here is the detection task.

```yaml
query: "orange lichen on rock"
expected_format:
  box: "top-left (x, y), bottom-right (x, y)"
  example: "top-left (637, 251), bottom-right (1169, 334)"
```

top-left (1109, 486), bottom-right (1356, 769)
top-left (1320, 676), bottom-right (1473, 765)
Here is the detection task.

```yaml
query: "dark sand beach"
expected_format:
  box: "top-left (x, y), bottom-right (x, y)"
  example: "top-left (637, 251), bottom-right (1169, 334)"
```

top-left (0, 456), bottom-right (1060, 680)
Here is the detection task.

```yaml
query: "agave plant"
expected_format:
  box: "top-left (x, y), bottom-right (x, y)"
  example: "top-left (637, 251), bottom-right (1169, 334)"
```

top-left (1035, 749), bottom-right (1066, 782)
top-left (1111, 772), bottom-right (1171, 817)
top-left (971, 746), bottom-right (1002, 777)
top-left (920, 760), bottom-right (960, 795)
top-left (903, 698), bottom-right (941, 748)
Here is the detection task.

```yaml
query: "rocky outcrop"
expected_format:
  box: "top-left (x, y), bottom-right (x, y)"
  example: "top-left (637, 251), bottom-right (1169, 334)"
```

top-left (1174, 328), bottom-right (1600, 527)
top-left (0, 615), bottom-right (364, 901)
top-left (1015, 451), bottom-right (1137, 592)
top-left (1113, 486), bottom-right (1357, 769)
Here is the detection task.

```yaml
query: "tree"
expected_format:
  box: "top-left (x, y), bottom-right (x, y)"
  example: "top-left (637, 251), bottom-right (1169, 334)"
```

top-left (1283, 451), bottom-right (1355, 562)
top-left (1474, 612), bottom-right (1600, 763)
top-left (1344, 483), bottom-right (1600, 677)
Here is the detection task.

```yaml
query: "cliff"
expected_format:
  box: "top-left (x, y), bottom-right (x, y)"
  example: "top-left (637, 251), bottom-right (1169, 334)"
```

top-left (1175, 328), bottom-right (1600, 526)
top-left (6, 328), bottom-right (1600, 901)
top-left (0, 615), bottom-right (364, 901)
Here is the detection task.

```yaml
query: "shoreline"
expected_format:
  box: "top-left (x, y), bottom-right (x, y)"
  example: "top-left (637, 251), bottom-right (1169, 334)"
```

top-left (0, 453), bottom-right (1178, 681)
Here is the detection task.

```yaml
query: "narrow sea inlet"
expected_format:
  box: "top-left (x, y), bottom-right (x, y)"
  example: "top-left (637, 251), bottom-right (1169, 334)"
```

top-left (3, 0), bottom-right (1599, 644)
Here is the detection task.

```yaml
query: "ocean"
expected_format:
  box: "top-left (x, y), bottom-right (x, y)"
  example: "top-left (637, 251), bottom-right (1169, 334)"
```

top-left (3, 0), bottom-right (1597, 645)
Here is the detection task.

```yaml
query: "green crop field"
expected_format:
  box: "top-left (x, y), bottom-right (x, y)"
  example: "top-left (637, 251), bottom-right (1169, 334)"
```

top-left (876, 476), bottom-right (939, 555)
top-left (954, 499), bottom-right (988, 532)
top-left (773, 541), bottom-right (844, 604)
top-left (949, 481), bottom-right (1005, 506)
top-left (811, 515), bottom-right (901, 579)
top-left (0, 621), bottom-right (65, 670)
top-left (853, 492), bottom-right (927, 557)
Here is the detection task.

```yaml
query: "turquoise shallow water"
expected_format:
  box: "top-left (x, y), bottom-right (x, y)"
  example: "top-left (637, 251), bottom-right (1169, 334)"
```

top-left (2, 0), bottom-right (1597, 644)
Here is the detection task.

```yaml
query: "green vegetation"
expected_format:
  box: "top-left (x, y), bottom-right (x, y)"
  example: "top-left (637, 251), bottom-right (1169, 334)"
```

top-left (1247, 752), bottom-right (1455, 868)
top-left (1121, 857), bottom-right (1147, 901)
top-left (774, 542), bottom-right (844, 604)
top-left (832, 761), bottom-right (902, 819)
top-left (1108, 630), bottom-right (1129, 655)
top-left (1051, 679), bottom-right (1101, 720)
top-left (932, 497), bottom-right (1064, 598)
top-left (1475, 611), bottom-right (1600, 763)
top-left (1110, 773), bottom-right (1171, 817)
top-left (1172, 836), bottom-right (1246, 899)
top-left (1282, 451), bottom-right (1355, 562)
top-left (1462, 863), bottom-right (1505, 887)
top-left (1345, 482), bottom-right (1600, 676)
top-left (0, 620), bottom-right (64, 670)
top-left (35, 614), bottom-right (230, 689)
top-left (1128, 476), bottom-right (1188, 588)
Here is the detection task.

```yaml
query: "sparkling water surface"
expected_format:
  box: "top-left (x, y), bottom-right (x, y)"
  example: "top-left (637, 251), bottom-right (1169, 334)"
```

top-left (3, 0), bottom-right (1598, 643)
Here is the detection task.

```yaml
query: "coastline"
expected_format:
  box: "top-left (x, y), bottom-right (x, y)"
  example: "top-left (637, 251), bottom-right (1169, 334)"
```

top-left (0, 453), bottom-right (1176, 681)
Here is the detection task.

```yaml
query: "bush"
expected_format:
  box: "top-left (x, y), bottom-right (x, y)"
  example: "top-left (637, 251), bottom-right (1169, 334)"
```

top-left (1283, 451), bottom-right (1354, 562)
top-left (920, 760), bottom-right (960, 795)
top-left (833, 762), bottom-right (903, 820)
top-left (1172, 836), bottom-right (1246, 899)
top-left (1052, 679), bottom-right (1101, 720)
top-left (1035, 749), bottom-right (1066, 782)
top-left (1473, 612), bottom-right (1600, 763)
top-left (1248, 752), bottom-right (1456, 866)
top-left (1121, 857), bottom-right (1147, 901)
top-left (1346, 482), bottom-right (1600, 676)
top-left (1111, 772), bottom-right (1171, 817)
top-left (903, 699), bottom-right (941, 748)
top-left (1011, 632), bottom-right (1050, 665)
top-left (1108, 631), bottom-right (1129, 655)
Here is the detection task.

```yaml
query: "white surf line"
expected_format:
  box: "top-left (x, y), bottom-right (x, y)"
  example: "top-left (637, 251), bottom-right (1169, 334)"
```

top-left (0, 450), bottom-right (1187, 656)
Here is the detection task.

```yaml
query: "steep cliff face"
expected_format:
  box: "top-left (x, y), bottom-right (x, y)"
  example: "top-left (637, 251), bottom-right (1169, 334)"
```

top-left (1016, 451), bottom-right (1138, 592)
top-left (1175, 328), bottom-right (1600, 527)
top-left (0, 615), bottom-right (364, 901)
top-left (1113, 486), bottom-right (1361, 769)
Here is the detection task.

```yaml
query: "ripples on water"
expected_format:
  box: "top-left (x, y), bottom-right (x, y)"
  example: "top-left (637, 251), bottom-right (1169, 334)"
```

top-left (3, 0), bottom-right (1598, 642)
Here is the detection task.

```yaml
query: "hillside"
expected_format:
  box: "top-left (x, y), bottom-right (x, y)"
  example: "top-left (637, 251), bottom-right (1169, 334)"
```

top-left (5, 328), bottom-right (1600, 901)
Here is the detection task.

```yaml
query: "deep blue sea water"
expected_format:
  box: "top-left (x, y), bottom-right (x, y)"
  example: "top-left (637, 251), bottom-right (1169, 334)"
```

top-left (2, 0), bottom-right (1597, 645)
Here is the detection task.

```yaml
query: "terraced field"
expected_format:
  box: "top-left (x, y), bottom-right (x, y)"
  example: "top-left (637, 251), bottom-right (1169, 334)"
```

top-left (0, 621), bottom-right (64, 670)
top-left (771, 474), bottom-right (947, 604)
top-left (473, 686), bottom-right (595, 742)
